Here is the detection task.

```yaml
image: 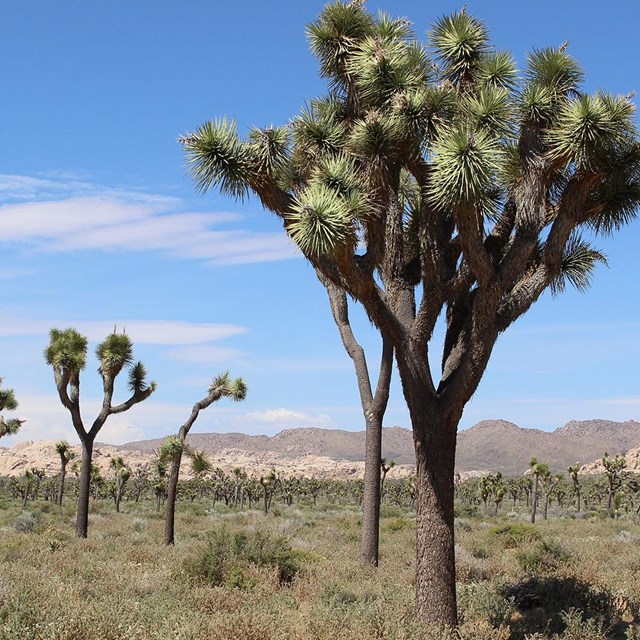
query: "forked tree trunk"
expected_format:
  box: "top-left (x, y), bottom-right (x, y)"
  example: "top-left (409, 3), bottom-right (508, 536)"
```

top-left (76, 438), bottom-right (94, 538)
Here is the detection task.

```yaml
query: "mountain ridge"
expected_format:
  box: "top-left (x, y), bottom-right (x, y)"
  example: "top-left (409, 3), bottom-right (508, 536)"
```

top-left (2, 419), bottom-right (638, 478)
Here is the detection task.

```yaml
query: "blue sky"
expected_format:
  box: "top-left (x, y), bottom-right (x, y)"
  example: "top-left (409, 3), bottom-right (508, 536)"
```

top-left (1, 0), bottom-right (639, 446)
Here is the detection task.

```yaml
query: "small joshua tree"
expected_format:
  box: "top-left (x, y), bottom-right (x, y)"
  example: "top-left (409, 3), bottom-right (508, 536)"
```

top-left (0, 377), bottom-right (24, 439)
top-left (163, 372), bottom-right (247, 545)
top-left (44, 328), bottom-right (155, 537)
top-left (567, 462), bottom-right (581, 513)
top-left (529, 456), bottom-right (549, 524)
top-left (55, 440), bottom-right (75, 506)
top-left (602, 452), bottom-right (627, 518)
top-left (110, 456), bottom-right (131, 513)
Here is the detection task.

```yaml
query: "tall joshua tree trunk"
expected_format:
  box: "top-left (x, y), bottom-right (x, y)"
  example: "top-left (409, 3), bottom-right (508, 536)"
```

top-left (325, 282), bottom-right (393, 567)
top-left (163, 439), bottom-right (184, 545)
top-left (76, 438), bottom-right (94, 537)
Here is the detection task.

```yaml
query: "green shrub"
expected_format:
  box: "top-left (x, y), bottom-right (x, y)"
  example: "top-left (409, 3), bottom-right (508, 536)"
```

top-left (458, 582), bottom-right (514, 628)
top-left (13, 511), bottom-right (36, 533)
top-left (516, 539), bottom-right (571, 573)
top-left (184, 527), bottom-right (300, 589)
top-left (488, 523), bottom-right (541, 549)
top-left (383, 517), bottom-right (412, 532)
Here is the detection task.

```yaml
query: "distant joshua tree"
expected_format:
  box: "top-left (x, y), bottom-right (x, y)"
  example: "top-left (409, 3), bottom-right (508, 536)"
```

top-left (55, 440), bottom-right (75, 506)
top-left (162, 373), bottom-right (247, 545)
top-left (110, 456), bottom-right (131, 513)
top-left (44, 328), bottom-right (155, 537)
top-left (0, 377), bottom-right (24, 440)
top-left (602, 452), bottom-right (627, 518)
top-left (567, 463), bottom-right (581, 513)
top-left (529, 456), bottom-right (549, 524)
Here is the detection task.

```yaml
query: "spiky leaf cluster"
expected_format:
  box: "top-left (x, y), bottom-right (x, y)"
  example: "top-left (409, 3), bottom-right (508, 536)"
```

top-left (0, 378), bottom-right (18, 412)
top-left (44, 328), bottom-right (88, 374)
top-left (96, 332), bottom-right (133, 378)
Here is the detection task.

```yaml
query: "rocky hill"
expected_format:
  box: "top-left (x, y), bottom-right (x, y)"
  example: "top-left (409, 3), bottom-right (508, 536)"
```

top-left (1, 419), bottom-right (639, 478)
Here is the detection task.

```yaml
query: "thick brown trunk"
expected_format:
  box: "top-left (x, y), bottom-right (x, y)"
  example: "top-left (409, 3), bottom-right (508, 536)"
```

top-left (76, 439), bottom-right (93, 538)
top-left (164, 449), bottom-right (183, 545)
top-left (360, 413), bottom-right (382, 566)
top-left (413, 412), bottom-right (458, 627)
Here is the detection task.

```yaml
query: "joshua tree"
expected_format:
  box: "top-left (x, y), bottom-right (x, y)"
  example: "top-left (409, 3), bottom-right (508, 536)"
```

top-left (44, 328), bottom-right (155, 537)
top-left (110, 456), bottom-right (131, 513)
top-left (602, 452), bottom-right (627, 518)
top-left (540, 470), bottom-right (563, 520)
top-left (529, 456), bottom-right (549, 524)
top-left (567, 463), bottom-right (582, 513)
top-left (181, 3), bottom-right (640, 624)
top-left (30, 468), bottom-right (46, 501)
top-left (260, 469), bottom-right (279, 514)
top-left (55, 440), bottom-right (75, 506)
top-left (0, 377), bottom-right (24, 439)
top-left (379, 457), bottom-right (395, 496)
top-left (163, 373), bottom-right (247, 545)
top-left (189, 449), bottom-right (212, 481)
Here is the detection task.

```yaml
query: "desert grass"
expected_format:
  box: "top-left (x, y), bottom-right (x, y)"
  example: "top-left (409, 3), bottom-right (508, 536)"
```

top-left (0, 496), bottom-right (638, 639)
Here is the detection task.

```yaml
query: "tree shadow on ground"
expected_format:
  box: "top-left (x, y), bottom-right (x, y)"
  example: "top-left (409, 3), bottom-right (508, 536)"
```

top-left (502, 575), bottom-right (638, 639)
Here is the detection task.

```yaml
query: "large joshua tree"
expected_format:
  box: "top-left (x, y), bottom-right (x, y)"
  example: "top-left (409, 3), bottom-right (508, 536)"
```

top-left (45, 328), bottom-right (156, 537)
top-left (181, 3), bottom-right (640, 626)
top-left (0, 377), bottom-right (24, 439)
top-left (162, 372), bottom-right (246, 545)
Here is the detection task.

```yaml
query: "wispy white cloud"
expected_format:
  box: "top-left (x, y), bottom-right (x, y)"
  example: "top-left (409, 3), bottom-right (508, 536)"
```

top-left (243, 407), bottom-right (334, 429)
top-left (0, 174), bottom-right (299, 266)
top-left (0, 317), bottom-right (247, 345)
top-left (168, 344), bottom-right (246, 363)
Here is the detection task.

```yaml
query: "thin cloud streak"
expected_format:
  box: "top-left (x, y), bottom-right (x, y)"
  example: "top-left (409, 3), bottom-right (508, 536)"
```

top-left (0, 175), bottom-right (299, 266)
top-left (0, 317), bottom-right (247, 345)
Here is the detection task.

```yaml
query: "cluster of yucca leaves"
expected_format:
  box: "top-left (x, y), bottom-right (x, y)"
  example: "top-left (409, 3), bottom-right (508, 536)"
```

top-left (182, 1), bottom-right (639, 307)
top-left (45, 328), bottom-right (155, 396)
top-left (0, 376), bottom-right (22, 437)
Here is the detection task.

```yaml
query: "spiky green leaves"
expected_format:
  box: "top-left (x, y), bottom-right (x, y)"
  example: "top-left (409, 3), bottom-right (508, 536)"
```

top-left (430, 11), bottom-right (489, 86)
top-left (586, 143), bottom-right (640, 234)
top-left (526, 47), bottom-right (583, 97)
top-left (44, 328), bottom-right (88, 374)
top-left (549, 234), bottom-right (607, 295)
top-left (464, 86), bottom-right (513, 137)
top-left (190, 449), bottom-right (212, 478)
top-left (247, 126), bottom-right (290, 175)
top-left (0, 378), bottom-right (22, 438)
top-left (288, 183), bottom-right (356, 256)
top-left (474, 51), bottom-right (517, 91)
top-left (307, 1), bottom-right (375, 83)
top-left (0, 378), bottom-right (18, 412)
top-left (129, 361), bottom-right (154, 395)
top-left (429, 125), bottom-right (504, 210)
top-left (180, 118), bottom-right (250, 198)
top-left (293, 101), bottom-right (348, 166)
top-left (97, 332), bottom-right (133, 378)
top-left (158, 436), bottom-right (183, 463)
top-left (347, 23), bottom-right (429, 107)
top-left (209, 372), bottom-right (248, 402)
top-left (547, 94), bottom-right (637, 170)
